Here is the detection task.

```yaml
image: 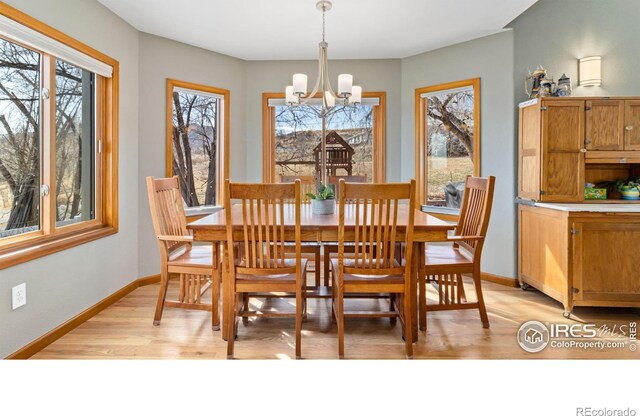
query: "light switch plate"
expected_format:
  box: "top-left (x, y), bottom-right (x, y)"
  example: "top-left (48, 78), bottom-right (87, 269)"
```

top-left (12, 283), bottom-right (26, 310)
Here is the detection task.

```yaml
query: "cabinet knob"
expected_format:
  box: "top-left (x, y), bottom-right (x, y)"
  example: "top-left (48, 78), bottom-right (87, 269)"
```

top-left (626, 125), bottom-right (634, 131)
top-left (580, 148), bottom-right (587, 153)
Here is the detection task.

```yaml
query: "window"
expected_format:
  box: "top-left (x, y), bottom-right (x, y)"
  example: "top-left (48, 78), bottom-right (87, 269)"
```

top-left (166, 79), bottom-right (229, 208)
top-left (262, 92), bottom-right (386, 183)
top-left (0, 4), bottom-right (118, 269)
top-left (415, 79), bottom-right (480, 214)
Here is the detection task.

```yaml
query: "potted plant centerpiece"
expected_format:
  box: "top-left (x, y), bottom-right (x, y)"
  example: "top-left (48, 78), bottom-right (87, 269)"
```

top-left (307, 183), bottom-right (335, 214)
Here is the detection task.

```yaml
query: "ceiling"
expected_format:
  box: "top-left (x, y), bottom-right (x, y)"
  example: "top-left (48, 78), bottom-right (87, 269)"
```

top-left (97, 0), bottom-right (538, 60)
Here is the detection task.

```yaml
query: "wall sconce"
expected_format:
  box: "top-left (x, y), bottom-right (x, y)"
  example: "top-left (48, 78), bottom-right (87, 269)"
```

top-left (579, 56), bottom-right (602, 86)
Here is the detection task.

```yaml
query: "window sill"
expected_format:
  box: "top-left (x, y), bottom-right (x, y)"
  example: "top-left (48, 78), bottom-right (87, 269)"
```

top-left (421, 206), bottom-right (460, 222)
top-left (184, 206), bottom-right (222, 217)
top-left (0, 226), bottom-right (117, 270)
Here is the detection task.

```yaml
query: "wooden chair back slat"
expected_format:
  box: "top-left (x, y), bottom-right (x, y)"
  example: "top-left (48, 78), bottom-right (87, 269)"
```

top-left (337, 180), bottom-right (416, 276)
top-left (225, 181), bottom-right (301, 276)
top-left (328, 175), bottom-right (367, 199)
top-left (455, 176), bottom-right (496, 255)
top-left (146, 176), bottom-right (190, 257)
top-left (280, 175), bottom-right (315, 202)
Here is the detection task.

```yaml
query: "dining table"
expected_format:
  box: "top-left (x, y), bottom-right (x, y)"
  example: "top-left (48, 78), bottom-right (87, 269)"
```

top-left (188, 203), bottom-right (455, 342)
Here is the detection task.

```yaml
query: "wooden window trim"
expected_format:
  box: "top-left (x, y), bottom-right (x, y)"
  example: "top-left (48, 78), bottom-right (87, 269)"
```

top-left (166, 79), bottom-right (230, 208)
top-left (0, 2), bottom-right (119, 270)
top-left (414, 78), bottom-right (481, 211)
top-left (262, 91), bottom-right (386, 183)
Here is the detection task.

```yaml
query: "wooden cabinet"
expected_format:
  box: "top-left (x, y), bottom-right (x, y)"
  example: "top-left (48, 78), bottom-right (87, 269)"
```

top-left (518, 205), bottom-right (640, 314)
top-left (519, 97), bottom-right (640, 202)
top-left (624, 100), bottom-right (640, 150)
top-left (585, 99), bottom-right (624, 150)
top-left (518, 99), bottom-right (585, 201)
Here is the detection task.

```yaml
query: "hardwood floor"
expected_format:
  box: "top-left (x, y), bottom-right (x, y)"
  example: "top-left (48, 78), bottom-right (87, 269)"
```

top-left (32, 277), bottom-right (638, 359)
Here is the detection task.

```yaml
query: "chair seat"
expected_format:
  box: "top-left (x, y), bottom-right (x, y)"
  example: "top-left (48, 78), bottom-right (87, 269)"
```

top-left (237, 258), bottom-right (308, 283)
top-left (168, 245), bottom-right (213, 268)
top-left (425, 244), bottom-right (472, 266)
top-left (330, 258), bottom-right (404, 283)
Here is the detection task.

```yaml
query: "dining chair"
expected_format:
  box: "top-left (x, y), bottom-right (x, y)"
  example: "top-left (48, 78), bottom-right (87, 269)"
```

top-left (418, 175), bottom-right (495, 330)
top-left (146, 176), bottom-right (221, 329)
top-left (331, 179), bottom-right (417, 359)
top-left (224, 179), bottom-right (307, 359)
top-left (280, 175), bottom-right (321, 288)
top-left (323, 174), bottom-right (367, 287)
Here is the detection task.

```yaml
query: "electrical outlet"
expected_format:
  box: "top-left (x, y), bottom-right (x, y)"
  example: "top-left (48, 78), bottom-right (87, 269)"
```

top-left (12, 283), bottom-right (26, 310)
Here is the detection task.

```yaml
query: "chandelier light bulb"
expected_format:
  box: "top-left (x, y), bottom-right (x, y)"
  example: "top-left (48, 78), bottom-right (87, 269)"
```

top-left (286, 86), bottom-right (299, 104)
top-left (292, 73), bottom-right (308, 95)
top-left (338, 74), bottom-right (353, 97)
top-left (349, 85), bottom-right (362, 104)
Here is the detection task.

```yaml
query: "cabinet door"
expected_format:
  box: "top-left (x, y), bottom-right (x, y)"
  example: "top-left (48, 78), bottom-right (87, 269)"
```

top-left (518, 102), bottom-right (541, 200)
top-left (624, 100), bottom-right (640, 150)
top-left (572, 221), bottom-right (640, 304)
top-left (540, 100), bottom-right (584, 202)
top-left (585, 100), bottom-right (624, 150)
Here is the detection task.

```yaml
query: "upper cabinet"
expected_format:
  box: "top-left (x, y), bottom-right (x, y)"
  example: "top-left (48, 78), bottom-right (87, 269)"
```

top-left (518, 97), bottom-right (640, 202)
top-left (585, 100), bottom-right (624, 150)
top-left (518, 99), bottom-right (585, 202)
top-left (624, 100), bottom-right (640, 150)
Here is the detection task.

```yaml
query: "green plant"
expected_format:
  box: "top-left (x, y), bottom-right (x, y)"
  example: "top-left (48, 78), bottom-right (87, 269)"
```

top-left (597, 178), bottom-right (640, 196)
top-left (615, 179), bottom-right (640, 191)
top-left (306, 183), bottom-right (335, 200)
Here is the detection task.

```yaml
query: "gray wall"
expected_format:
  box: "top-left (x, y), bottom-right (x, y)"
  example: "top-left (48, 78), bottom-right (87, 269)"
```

top-left (137, 33), bottom-right (246, 278)
top-left (510, 0), bottom-right (640, 102)
top-left (244, 59), bottom-right (402, 182)
top-left (401, 32), bottom-right (516, 278)
top-left (0, 0), bottom-right (140, 357)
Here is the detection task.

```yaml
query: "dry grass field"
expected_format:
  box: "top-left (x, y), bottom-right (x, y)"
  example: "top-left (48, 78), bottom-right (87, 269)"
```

top-left (426, 156), bottom-right (474, 204)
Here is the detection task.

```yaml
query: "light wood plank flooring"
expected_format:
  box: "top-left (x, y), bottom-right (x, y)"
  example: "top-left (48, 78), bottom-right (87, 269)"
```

top-left (32, 278), bottom-right (638, 359)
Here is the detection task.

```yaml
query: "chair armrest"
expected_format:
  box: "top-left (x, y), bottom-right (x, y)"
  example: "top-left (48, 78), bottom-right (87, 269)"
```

top-left (157, 235), bottom-right (193, 242)
top-left (447, 235), bottom-right (484, 242)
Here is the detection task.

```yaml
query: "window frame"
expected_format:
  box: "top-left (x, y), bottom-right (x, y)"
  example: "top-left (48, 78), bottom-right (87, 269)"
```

top-left (165, 79), bottom-right (229, 211)
top-left (261, 91), bottom-right (386, 183)
top-left (0, 3), bottom-right (119, 270)
top-left (414, 78), bottom-right (480, 213)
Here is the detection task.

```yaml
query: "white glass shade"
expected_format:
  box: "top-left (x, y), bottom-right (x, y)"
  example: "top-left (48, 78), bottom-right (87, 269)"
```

top-left (324, 91), bottom-right (335, 107)
top-left (292, 73), bottom-right (308, 94)
top-left (348, 85), bottom-right (362, 104)
top-left (579, 56), bottom-right (602, 86)
top-left (338, 74), bottom-right (353, 96)
top-left (285, 86), bottom-right (299, 104)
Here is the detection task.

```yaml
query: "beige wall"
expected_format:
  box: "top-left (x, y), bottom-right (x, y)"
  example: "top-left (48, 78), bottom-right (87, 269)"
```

top-left (0, 0), bottom-right (140, 358)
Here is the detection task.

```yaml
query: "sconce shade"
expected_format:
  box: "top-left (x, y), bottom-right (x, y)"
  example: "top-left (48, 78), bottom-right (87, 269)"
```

top-left (579, 56), bottom-right (601, 86)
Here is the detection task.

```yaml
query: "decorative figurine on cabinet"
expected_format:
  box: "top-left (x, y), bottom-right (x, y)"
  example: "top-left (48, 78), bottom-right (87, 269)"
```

top-left (525, 66), bottom-right (549, 98)
top-left (555, 73), bottom-right (572, 96)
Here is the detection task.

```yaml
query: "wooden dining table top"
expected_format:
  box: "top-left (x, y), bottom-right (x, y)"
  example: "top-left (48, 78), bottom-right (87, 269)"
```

top-left (188, 203), bottom-right (455, 242)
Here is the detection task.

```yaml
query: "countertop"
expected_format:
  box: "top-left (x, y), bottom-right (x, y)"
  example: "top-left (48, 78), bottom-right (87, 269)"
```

top-left (533, 202), bottom-right (640, 212)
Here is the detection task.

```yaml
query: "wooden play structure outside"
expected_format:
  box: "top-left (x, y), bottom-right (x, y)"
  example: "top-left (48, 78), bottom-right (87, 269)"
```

top-left (276, 131), bottom-right (355, 180)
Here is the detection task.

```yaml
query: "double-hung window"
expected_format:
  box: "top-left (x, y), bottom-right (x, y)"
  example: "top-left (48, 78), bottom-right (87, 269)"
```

top-left (0, 5), bottom-right (118, 269)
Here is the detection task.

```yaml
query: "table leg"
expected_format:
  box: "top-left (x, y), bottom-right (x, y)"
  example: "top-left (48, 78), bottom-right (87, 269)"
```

top-left (409, 241), bottom-right (423, 343)
top-left (221, 243), bottom-right (231, 341)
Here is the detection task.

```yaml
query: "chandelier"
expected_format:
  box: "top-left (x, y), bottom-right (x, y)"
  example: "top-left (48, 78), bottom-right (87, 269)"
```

top-left (285, 0), bottom-right (362, 114)
top-left (284, 0), bottom-right (362, 185)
